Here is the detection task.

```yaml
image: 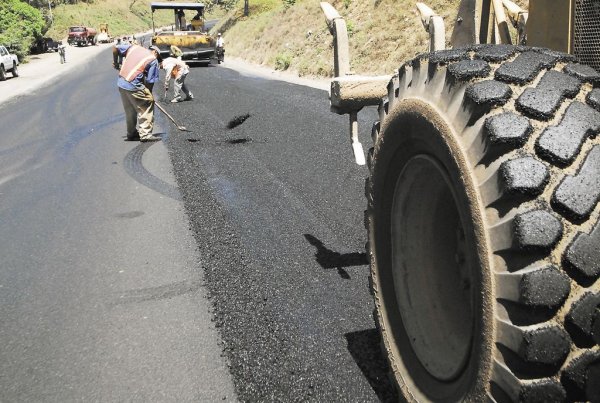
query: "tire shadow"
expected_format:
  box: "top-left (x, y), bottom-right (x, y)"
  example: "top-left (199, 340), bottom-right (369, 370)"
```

top-left (345, 329), bottom-right (398, 402)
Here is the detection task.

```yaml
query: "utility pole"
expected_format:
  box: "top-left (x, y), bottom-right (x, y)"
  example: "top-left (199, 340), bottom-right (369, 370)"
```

top-left (48, 0), bottom-right (53, 22)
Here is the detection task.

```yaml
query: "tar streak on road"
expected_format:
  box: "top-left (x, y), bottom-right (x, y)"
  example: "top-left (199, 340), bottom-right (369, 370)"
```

top-left (226, 137), bottom-right (251, 144)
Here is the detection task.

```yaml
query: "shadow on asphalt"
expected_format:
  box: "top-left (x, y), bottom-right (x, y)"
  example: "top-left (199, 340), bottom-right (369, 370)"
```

top-left (345, 329), bottom-right (398, 402)
top-left (304, 233), bottom-right (368, 279)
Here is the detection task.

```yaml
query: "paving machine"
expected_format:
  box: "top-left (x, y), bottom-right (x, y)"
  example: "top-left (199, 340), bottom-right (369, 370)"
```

top-left (150, 2), bottom-right (216, 65)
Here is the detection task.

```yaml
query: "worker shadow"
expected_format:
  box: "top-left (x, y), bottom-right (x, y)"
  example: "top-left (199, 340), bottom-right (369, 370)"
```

top-left (345, 329), bottom-right (397, 402)
top-left (303, 234), bottom-right (368, 279)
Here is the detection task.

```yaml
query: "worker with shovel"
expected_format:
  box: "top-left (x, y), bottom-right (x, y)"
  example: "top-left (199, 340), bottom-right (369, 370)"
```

top-left (113, 43), bottom-right (163, 142)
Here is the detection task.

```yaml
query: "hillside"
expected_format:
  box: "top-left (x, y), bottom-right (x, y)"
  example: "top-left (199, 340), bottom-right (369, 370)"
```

top-left (45, 0), bottom-right (179, 40)
top-left (43, 0), bottom-right (527, 77)
top-left (214, 0), bottom-right (528, 77)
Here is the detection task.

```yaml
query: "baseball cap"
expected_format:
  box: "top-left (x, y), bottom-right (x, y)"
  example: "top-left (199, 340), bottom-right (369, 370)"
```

top-left (149, 45), bottom-right (162, 61)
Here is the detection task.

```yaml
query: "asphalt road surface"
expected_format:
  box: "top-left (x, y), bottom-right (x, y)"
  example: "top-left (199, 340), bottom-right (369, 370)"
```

top-left (0, 49), bottom-right (235, 401)
top-left (0, 47), bottom-right (396, 401)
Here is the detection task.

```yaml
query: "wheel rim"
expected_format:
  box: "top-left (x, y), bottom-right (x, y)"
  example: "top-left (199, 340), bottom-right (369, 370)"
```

top-left (390, 154), bottom-right (474, 382)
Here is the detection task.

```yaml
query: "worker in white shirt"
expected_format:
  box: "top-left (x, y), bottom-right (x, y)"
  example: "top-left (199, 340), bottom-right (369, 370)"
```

top-left (216, 33), bottom-right (225, 63)
top-left (161, 46), bottom-right (193, 103)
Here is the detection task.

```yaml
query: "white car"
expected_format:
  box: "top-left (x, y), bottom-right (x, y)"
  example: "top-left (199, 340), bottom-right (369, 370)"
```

top-left (0, 45), bottom-right (19, 81)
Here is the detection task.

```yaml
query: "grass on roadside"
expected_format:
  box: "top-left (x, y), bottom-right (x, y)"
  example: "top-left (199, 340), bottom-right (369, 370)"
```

top-left (213, 0), bottom-right (529, 77)
top-left (46, 0), bottom-right (183, 40)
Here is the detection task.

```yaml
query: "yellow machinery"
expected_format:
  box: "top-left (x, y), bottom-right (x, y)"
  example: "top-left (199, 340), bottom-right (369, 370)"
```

top-left (97, 23), bottom-right (111, 43)
top-left (150, 2), bottom-right (216, 65)
top-left (322, 0), bottom-right (600, 401)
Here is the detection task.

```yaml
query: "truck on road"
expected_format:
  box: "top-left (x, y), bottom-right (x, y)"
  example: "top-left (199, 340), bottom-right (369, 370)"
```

top-left (68, 26), bottom-right (98, 46)
top-left (0, 45), bottom-right (19, 81)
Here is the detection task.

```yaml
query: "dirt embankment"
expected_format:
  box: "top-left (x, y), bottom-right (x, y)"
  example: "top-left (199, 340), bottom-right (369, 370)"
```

top-left (214, 0), bottom-right (528, 78)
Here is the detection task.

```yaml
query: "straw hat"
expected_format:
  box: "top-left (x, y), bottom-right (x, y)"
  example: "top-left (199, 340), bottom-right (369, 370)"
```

top-left (170, 45), bottom-right (183, 57)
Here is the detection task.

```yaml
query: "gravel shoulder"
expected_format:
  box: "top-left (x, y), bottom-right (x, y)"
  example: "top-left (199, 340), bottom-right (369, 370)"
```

top-left (221, 56), bottom-right (330, 91)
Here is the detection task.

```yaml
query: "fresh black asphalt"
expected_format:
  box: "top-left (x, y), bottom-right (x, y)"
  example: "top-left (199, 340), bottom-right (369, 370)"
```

top-left (162, 64), bottom-right (397, 401)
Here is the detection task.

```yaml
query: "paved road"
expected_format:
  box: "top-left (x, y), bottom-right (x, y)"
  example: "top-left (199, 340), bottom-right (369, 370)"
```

top-left (162, 59), bottom-right (395, 401)
top-left (0, 48), bottom-right (236, 401)
top-left (1, 46), bottom-right (396, 401)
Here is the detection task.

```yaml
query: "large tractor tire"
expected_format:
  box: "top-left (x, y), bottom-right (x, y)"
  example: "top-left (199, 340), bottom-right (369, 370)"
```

top-left (367, 46), bottom-right (600, 402)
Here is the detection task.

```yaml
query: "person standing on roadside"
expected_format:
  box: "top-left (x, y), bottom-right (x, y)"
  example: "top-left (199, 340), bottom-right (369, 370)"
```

top-left (161, 46), bottom-right (193, 103)
top-left (216, 32), bottom-right (225, 62)
top-left (112, 43), bottom-right (163, 142)
top-left (58, 41), bottom-right (66, 64)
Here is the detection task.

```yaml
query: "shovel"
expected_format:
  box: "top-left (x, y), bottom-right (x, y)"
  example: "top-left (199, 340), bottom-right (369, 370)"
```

top-left (155, 101), bottom-right (191, 132)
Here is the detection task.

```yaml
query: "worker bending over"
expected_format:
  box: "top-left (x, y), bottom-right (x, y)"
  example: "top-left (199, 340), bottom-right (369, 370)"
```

top-left (161, 46), bottom-right (193, 103)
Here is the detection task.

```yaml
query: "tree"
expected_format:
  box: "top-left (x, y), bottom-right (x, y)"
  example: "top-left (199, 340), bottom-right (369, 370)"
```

top-left (0, 0), bottom-right (45, 59)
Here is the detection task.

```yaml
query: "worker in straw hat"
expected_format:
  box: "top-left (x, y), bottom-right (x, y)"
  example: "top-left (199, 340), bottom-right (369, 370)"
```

top-left (161, 45), bottom-right (193, 103)
top-left (170, 45), bottom-right (183, 59)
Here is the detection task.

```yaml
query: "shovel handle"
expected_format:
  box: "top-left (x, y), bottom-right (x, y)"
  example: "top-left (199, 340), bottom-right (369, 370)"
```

top-left (155, 101), bottom-right (191, 132)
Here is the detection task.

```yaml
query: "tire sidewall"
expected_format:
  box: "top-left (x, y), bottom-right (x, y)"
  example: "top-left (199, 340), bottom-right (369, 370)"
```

top-left (371, 99), bottom-right (494, 401)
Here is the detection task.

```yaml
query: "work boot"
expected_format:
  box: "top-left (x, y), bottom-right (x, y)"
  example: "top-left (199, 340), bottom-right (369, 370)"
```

top-left (140, 135), bottom-right (162, 142)
top-left (124, 131), bottom-right (140, 141)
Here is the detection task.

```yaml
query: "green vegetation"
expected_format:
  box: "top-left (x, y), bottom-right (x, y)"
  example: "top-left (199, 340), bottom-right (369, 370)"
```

top-left (345, 20), bottom-right (355, 37)
top-left (45, 0), bottom-right (174, 40)
top-left (5, 0), bottom-right (529, 73)
top-left (0, 0), bottom-right (45, 60)
top-left (1, 0), bottom-right (177, 61)
top-left (274, 51), bottom-right (292, 70)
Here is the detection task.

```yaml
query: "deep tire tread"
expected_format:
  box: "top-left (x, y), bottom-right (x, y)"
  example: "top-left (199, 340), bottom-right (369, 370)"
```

top-left (367, 45), bottom-right (600, 401)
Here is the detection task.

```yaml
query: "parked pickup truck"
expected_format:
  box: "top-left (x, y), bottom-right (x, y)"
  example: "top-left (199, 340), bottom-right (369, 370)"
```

top-left (0, 45), bottom-right (19, 81)
top-left (67, 26), bottom-right (97, 46)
